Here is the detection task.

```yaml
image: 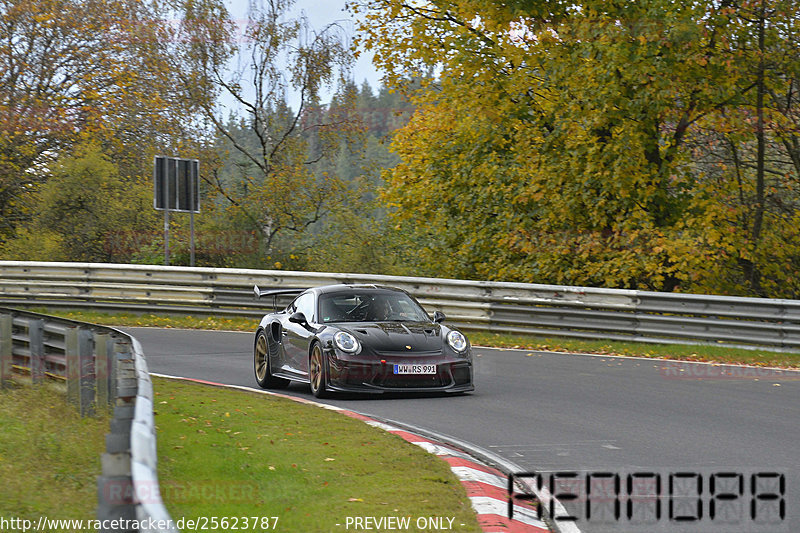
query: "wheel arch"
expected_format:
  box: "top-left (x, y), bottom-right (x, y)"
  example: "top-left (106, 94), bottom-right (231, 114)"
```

top-left (308, 336), bottom-right (324, 359)
top-left (253, 322), bottom-right (291, 390)
top-left (308, 336), bottom-right (330, 398)
top-left (269, 321), bottom-right (283, 343)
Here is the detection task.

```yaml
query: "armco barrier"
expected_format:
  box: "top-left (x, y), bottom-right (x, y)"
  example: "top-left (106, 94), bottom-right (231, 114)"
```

top-left (2, 261), bottom-right (800, 351)
top-left (0, 307), bottom-right (176, 533)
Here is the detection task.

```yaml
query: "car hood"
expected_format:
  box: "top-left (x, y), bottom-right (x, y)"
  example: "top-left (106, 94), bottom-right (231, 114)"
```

top-left (342, 322), bottom-right (442, 354)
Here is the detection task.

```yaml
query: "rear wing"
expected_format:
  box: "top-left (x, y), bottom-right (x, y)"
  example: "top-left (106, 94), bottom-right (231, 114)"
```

top-left (253, 285), bottom-right (306, 311)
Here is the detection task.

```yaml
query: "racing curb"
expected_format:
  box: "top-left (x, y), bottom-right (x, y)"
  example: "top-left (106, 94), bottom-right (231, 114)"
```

top-left (150, 373), bottom-right (551, 533)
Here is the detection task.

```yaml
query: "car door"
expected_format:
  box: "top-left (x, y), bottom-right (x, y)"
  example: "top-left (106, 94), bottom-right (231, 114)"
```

top-left (283, 292), bottom-right (316, 376)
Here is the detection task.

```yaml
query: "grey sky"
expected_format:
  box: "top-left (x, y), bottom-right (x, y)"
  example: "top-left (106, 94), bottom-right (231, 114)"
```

top-left (223, 0), bottom-right (383, 110)
top-left (292, 0), bottom-right (382, 90)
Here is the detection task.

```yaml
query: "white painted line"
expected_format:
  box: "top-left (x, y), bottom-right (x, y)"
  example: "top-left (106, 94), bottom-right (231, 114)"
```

top-left (523, 483), bottom-right (583, 533)
top-left (412, 441), bottom-right (472, 459)
top-left (469, 496), bottom-right (548, 529)
top-left (450, 466), bottom-right (507, 490)
top-left (364, 420), bottom-right (401, 432)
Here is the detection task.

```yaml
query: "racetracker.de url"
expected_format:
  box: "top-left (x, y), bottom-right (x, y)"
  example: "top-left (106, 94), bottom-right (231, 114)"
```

top-left (0, 516), bottom-right (280, 531)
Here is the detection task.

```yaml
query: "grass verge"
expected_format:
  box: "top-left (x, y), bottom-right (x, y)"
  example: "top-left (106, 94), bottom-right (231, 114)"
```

top-left (467, 331), bottom-right (800, 369)
top-left (38, 308), bottom-right (800, 369)
top-left (28, 308), bottom-right (259, 332)
top-left (152, 377), bottom-right (482, 532)
top-left (0, 381), bottom-right (110, 519)
top-left (0, 375), bottom-right (483, 531)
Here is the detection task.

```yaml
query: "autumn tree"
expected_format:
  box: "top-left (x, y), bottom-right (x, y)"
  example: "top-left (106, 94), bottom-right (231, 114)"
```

top-left (0, 0), bottom-right (209, 254)
top-left (688, 0), bottom-right (800, 297)
top-left (170, 0), bottom-right (357, 257)
top-left (354, 0), bottom-right (800, 294)
top-left (0, 0), bottom-right (116, 240)
top-left (2, 142), bottom-right (158, 261)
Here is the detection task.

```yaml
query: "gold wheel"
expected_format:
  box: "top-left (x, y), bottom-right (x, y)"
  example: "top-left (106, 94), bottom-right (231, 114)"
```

top-left (255, 334), bottom-right (268, 382)
top-left (254, 330), bottom-right (290, 389)
top-left (309, 343), bottom-right (328, 398)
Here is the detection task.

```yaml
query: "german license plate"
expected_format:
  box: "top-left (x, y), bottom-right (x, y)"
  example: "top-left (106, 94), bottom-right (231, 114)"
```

top-left (393, 364), bottom-right (436, 375)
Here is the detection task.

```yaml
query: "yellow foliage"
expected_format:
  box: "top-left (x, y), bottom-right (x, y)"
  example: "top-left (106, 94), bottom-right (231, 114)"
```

top-left (356, 0), bottom-right (800, 296)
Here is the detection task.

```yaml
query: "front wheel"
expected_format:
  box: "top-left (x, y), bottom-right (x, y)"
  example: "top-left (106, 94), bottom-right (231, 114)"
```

top-left (254, 330), bottom-right (290, 389)
top-left (309, 343), bottom-right (330, 398)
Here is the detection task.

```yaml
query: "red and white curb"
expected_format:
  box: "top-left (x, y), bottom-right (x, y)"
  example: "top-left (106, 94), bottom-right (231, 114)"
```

top-left (340, 414), bottom-right (549, 533)
top-left (151, 373), bottom-right (551, 532)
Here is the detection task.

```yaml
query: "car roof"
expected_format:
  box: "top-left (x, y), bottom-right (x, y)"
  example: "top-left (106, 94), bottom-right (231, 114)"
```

top-left (313, 284), bottom-right (408, 295)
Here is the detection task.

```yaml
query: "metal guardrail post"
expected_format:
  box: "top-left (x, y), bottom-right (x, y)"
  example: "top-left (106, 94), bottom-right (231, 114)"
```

top-left (29, 319), bottom-right (45, 384)
top-left (0, 313), bottom-right (11, 388)
top-left (66, 327), bottom-right (79, 405)
top-left (79, 328), bottom-right (95, 417)
top-left (95, 333), bottom-right (113, 408)
top-left (66, 327), bottom-right (95, 414)
top-left (109, 336), bottom-right (118, 406)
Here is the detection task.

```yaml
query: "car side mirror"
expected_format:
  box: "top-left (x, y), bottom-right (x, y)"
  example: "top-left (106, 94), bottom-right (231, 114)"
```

top-left (432, 311), bottom-right (446, 324)
top-left (289, 312), bottom-right (307, 325)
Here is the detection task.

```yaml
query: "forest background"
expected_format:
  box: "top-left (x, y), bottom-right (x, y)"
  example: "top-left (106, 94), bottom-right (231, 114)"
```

top-left (1, 0), bottom-right (799, 299)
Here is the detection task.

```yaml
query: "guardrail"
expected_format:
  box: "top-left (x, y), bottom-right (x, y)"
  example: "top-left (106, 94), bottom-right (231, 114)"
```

top-left (0, 308), bottom-right (120, 415)
top-left (0, 307), bottom-right (176, 532)
top-left (2, 261), bottom-right (800, 351)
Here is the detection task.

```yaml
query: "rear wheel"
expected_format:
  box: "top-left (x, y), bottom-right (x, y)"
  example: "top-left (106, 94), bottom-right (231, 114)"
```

top-left (309, 342), bottom-right (330, 398)
top-left (254, 330), bottom-right (290, 389)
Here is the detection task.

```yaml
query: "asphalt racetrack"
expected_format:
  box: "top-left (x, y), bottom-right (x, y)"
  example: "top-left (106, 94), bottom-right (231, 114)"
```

top-left (127, 327), bottom-right (799, 533)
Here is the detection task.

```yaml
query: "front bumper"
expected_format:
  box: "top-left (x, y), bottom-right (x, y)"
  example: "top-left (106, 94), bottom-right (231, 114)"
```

top-left (325, 350), bottom-right (473, 394)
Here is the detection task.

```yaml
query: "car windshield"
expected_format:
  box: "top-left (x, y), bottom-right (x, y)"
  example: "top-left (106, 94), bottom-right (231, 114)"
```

top-left (318, 290), bottom-right (431, 324)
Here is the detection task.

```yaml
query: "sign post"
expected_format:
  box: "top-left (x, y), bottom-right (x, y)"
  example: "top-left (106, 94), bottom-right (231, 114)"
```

top-left (154, 156), bottom-right (200, 266)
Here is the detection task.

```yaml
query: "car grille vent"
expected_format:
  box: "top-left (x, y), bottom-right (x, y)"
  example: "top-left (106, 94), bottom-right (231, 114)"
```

top-left (379, 374), bottom-right (446, 388)
top-left (452, 366), bottom-right (471, 385)
top-left (376, 350), bottom-right (443, 358)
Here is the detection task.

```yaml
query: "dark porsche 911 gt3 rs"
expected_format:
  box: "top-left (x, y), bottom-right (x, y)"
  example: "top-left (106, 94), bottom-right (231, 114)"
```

top-left (252, 284), bottom-right (474, 397)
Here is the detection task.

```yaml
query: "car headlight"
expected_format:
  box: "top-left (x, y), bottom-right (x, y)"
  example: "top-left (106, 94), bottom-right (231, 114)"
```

top-left (334, 331), bottom-right (359, 353)
top-left (447, 330), bottom-right (468, 353)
